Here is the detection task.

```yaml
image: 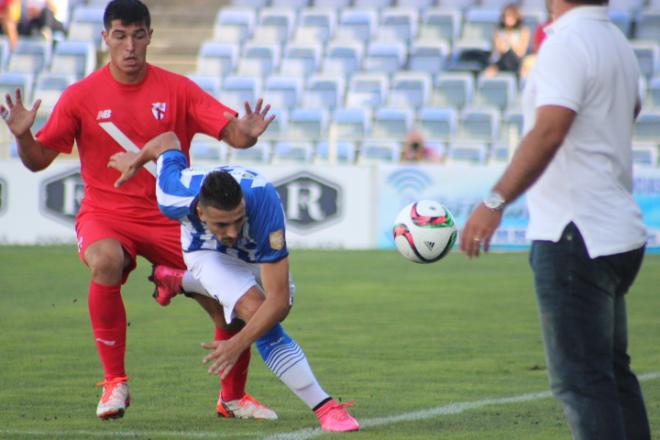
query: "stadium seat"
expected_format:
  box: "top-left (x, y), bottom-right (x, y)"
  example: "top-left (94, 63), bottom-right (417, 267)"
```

top-left (432, 73), bottom-right (475, 110)
top-left (371, 107), bottom-right (414, 140)
top-left (253, 7), bottom-right (296, 44)
top-left (331, 107), bottom-right (373, 141)
top-left (296, 9), bottom-right (337, 44)
top-left (377, 8), bottom-right (418, 43)
top-left (261, 108), bottom-right (289, 141)
top-left (220, 76), bottom-right (262, 111)
top-left (458, 108), bottom-right (500, 143)
top-left (337, 9), bottom-right (379, 42)
top-left (68, 7), bottom-right (104, 46)
top-left (475, 72), bottom-right (518, 111)
top-left (280, 43), bottom-right (322, 77)
top-left (630, 42), bottom-right (659, 79)
top-left (346, 72), bottom-right (389, 108)
top-left (634, 112), bottom-right (660, 142)
top-left (417, 107), bottom-right (458, 141)
top-left (227, 141), bottom-right (272, 164)
top-left (315, 0), bottom-right (352, 7)
top-left (196, 41), bottom-right (238, 77)
top-left (419, 8), bottom-right (462, 45)
top-left (315, 140), bottom-right (357, 164)
top-left (322, 42), bottom-right (364, 77)
top-left (33, 72), bottom-right (76, 112)
top-left (358, 140), bottom-right (402, 164)
top-left (446, 39), bottom-right (492, 73)
top-left (7, 40), bottom-right (51, 76)
top-left (440, 0), bottom-right (477, 10)
top-left (0, 38), bottom-right (9, 72)
top-left (229, 0), bottom-right (269, 6)
top-left (408, 39), bottom-right (450, 74)
top-left (500, 108), bottom-right (524, 145)
top-left (632, 143), bottom-right (659, 167)
top-left (608, 9), bottom-right (633, 38)
top-left (397, 0), bottom-right (435, 10)
top-left (490, 142), bottom-right (512, 163)
top-left (363, 41), bottom-right (407, 73)
top-left (462, 8), bottom-right (501, 42)
top-left (271, 141), bottom-right (314, 164)
top-left (303, 74), bottom-right (346, 110)
top-left (388, 72), bottom-right (432, 109)
top-left (190, 134), bottom-right (228, 162)
top-left (187, 74), bottom-right (221, 98)
top-left (648, 77), bottom-right (660, 109)
top-left (608, 0), bottom-right (645, 12)
top-left (354, 0), bottom-right (394, 8)
top-left (447, 141), bottom-right (489, 164)
top-left (213, 8), bottom-right (256, 43)
top-left (271, 0), bottom-right (311, 6)
top-left (49, 40), bottom-right (95, 80)
top-left (636, 10), bottom-right (660, 41)
top-left (480, 0), bottom-right (517, 8)
top-left (288, 107), bottom-right (329, 141)
top-left (263, 76), bottom-right (303, 110)
top-left (236, 43), bottom-right (281, 77)
top-left (0, 72), bottom-right (34, 105)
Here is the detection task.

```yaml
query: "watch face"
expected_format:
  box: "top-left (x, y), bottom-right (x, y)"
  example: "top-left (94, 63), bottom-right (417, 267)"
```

top-left (485, 193), bottom-right (505, 210)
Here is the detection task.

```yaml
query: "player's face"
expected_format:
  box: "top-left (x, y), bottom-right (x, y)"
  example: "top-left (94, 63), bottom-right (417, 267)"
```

top-left (197, 200), bottom-right (247, 248)
top-left (103, 19), bottom-right (152, 82)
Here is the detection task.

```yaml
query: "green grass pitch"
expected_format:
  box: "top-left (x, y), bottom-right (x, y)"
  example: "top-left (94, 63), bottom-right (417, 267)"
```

top-left (0, 246), bottom-right (658, 439)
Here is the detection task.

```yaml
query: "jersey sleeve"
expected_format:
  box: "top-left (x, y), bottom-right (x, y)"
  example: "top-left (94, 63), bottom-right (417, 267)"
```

top-left (184, 79), bottom-right (238, 140)
top-left (155, 149), bottom-right (201, 221)
top-left (533, 34), bottom-right (588, 112)
top-left (35, 86), bottom-right (78, 154)
top-left (253, 183), bottom-right (288, 263)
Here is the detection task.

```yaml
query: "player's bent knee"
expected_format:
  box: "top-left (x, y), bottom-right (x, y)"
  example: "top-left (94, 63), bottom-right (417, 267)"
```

top-left (234, 287), bottom-right (265, 322)
top-left (84, 240), bottom-right (127, 284)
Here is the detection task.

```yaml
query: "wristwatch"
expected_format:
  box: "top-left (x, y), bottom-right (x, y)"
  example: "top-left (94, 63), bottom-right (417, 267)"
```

top-left (483, 191), bottom-right (506, 211)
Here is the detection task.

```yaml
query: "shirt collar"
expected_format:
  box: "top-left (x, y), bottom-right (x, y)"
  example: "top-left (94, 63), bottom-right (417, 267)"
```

top-left (546, 5), bottom-right (609, 35)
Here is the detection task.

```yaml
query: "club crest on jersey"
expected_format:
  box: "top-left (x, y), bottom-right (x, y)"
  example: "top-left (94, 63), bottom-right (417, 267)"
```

top-left (269, 230), bottom-right (285, 250)
top-left (151, 102), bottom-right (167, 121)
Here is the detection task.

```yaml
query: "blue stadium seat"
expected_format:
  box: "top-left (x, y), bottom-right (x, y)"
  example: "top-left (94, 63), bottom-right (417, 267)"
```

top-left (490, 142), bottom-right (512, 163)
top-left (397, 0), bottom-right (436, 10)
top-left (388, 72), bottom-right (432, 109)
top-left (346, 72), bottom-right (389, 108)
top-left (417, 107), bottom-right (458, 141)
top-left (190, 134), bottom-right (228, 162)
top-left (0, 72), bottom-right (34, 105)
top-left (432, 73), bottom-right (475, 110)
top-left (634, 112), bottom-right (660, 142)
top-left (228, 141), bottom-right (272, 164)
top-left (288, 107), bottom-right (329, 141)
top-left (371, 108), bottom-right (414, 140)
top-left (632, 143), bottom-right (659, 167)
top-left (280, 43), bottom-right (322, 77)
top-left (315, 140), bottom-right (357, 164)
top-left (338, 9), bottom-right (379, 41)
top-left (500, 108), bottom-right (524, 145)
top-left (261, 108), bottom-right (289, 141)
top-left (236, 43), bottom-right (281, 77)
top-left (447, 141), bottom-right (489, 164)
top-left (441, 0), bottom-right (478, 10)
top-left (187, 74), bottom-right (222, 98)
top-left (648, 77), bottom-right (660, 109)
top-left (608, 0), bottom-right (645, 12)
top-left (303, 74), bottom-right (346, 109)
top-left (271, 0), bottom-right (311, 6)
top-left (419, 8), bottom-right (462, 45)
top-left (220, 76), bottom-right (262, 111)
top-left (50, 40), bottom-right (96, 80)
top-left (354, 0), bottom-right (394, 8)
top-left (636, 10), bottom-right (660, 41)
top-left (271, 141), bottom-right (314, 163)
top-left (462, 8), bottom-right (501, 41)
top-left (363, 41), bottom-right (407, 73)
top-left (458, 108), bottom-right (500, 143)
top-left (229, 0), bottom-right (269, 7)
top-left (377, 8), bottom-right (418, 43)
top-left (332, 107), bottom-right (373, 141)
top-left (630, 42), bottom-right (659, 79)
top-left (8, 40), bottom-right (51, 76)
top-left (608, 9), bottom-right (633, 38)
top-left (196, 41), bottom-right (238, 77)
top-left (475, 72), bottom-right (518, 111)
top-left (408, 39), bottom-right (450, 73)
top-left (315, 0), bottom-right (352, 7)
top-left (296, 8), bottom-right (337, 43)
top-left (358, 140), bottom-right (402, 164)
top-left (213, 8), bottom-right (256, 43)
top-left (0, 37), bottom-right (9, 72)
top-left (446, 39), bottom-right (492, 73)
top-left (253, 7), bottom-right (296, 44)
top-left (322, 42), bottom-right (364, 77)
top-left (68, 7), bottom-right (104, 46)
top-left (34, 72), bottom-right (76, 111)
top-left (263, 76), bottom-right (303, 110)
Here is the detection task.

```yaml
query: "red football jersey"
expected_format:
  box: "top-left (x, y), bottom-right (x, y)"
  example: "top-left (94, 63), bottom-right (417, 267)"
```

top-left (37, 64), bottom-right (236, 220)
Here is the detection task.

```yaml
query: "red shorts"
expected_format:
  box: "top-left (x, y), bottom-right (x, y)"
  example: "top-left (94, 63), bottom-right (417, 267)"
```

top-left (75, 211), bottom-right (185, 284)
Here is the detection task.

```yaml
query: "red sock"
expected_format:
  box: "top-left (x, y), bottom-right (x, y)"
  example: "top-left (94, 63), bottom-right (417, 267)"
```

top-left (216, 327), bottom-right (251, 401)
top-left (88, 281), bottom-right (126, 381)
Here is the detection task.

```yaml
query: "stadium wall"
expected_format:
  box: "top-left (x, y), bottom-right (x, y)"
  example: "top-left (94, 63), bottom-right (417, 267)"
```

top-left (1, 160), bottom-right (659, 253)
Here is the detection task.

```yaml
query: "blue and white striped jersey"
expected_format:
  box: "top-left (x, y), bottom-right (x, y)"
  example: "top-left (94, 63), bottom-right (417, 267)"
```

top-left (155, 150), bottom-right (288, 263)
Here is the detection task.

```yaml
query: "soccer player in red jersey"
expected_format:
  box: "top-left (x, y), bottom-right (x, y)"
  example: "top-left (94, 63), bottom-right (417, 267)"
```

top-left (1, 0), bottom-right (276, 420)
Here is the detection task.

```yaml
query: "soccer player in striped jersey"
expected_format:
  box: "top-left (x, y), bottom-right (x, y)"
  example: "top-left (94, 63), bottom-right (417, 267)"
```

top-left (1, 0), bottom-right (274, 420)
top-left (108, 131), bottom-right (360, 432)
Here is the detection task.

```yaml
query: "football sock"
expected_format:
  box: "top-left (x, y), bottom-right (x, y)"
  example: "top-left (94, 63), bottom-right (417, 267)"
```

top-left (215, 327), bottom-right (251, 402)
top-left (256, 323), bottom-right (330, 409)
top-left (182, 271), bottom-right (207, 294)
top-left (88, 281), bottom-right (126, 381)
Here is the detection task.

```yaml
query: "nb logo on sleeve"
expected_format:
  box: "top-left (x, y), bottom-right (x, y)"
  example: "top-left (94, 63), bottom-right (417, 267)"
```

top-left (96, 109), bottom-right (112, 120)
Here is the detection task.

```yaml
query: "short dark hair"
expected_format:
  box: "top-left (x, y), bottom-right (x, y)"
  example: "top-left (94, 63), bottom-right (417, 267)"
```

top-left (103, 0), bottom-right (151, 30)
top-left (199, 171), bottom-right (243, 211)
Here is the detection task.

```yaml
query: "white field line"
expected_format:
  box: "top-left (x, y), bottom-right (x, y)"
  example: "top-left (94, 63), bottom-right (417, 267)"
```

top-left (263, 371), bottom-right (660, 440)
top-left (2, 372), bottom-right (658, 440)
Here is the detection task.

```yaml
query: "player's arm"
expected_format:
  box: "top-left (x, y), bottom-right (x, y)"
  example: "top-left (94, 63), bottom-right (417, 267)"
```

top-left (108, 131), bottom-right (181, 187)
top-left (219, 99), bottom-right (275, 149)
top-left (1, 89), bottom-right (58, 171)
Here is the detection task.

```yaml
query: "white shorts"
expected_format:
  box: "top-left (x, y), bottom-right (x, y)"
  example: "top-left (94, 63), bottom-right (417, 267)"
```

top-left (183, 250), bottom-right (295, 323)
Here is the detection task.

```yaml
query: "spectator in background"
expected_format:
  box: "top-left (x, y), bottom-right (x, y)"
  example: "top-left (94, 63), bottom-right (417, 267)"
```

top-left (520, 0), bottom-right (554, 80)
top-left (0, 0), bottom-right (20, 49)
top-left (400, 129), bottom-right (441, 163)
top-left (484, 3), bottom-right (530, 77)
top-left (18, 0), bottom-right (66, 40)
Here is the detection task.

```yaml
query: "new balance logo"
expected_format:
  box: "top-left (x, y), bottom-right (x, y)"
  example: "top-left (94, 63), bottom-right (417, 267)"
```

top-left (96, 109), bottom-right (112, 120)
top-left (96, 338), bottom-right (116, 346)
top-left (424, 241), bottom-right (435, 251)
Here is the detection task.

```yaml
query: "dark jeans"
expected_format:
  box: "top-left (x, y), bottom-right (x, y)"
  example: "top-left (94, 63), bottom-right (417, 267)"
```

top-left (529, 222), bottom-right (649, 440)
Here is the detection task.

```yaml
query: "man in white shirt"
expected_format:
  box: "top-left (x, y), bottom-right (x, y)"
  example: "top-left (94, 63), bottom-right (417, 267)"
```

top-left (460, 0), bottom-right (650, 439)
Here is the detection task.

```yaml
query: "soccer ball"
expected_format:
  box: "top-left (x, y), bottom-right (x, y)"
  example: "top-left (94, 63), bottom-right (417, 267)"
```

top-left (392, 200), bottom-right (458, 264)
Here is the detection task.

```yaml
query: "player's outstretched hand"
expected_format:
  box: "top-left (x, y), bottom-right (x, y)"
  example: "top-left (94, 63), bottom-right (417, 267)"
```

top-left (201, 339), bottom-right (244, 380)
top-left (0, 88), bottom-right (41, 137)
top-left (108, 151), bottom-right (140, 188)
top-left (225, 98), bottom-right (276, 140)
top-left (460, 204), bottom-right (503, 258)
